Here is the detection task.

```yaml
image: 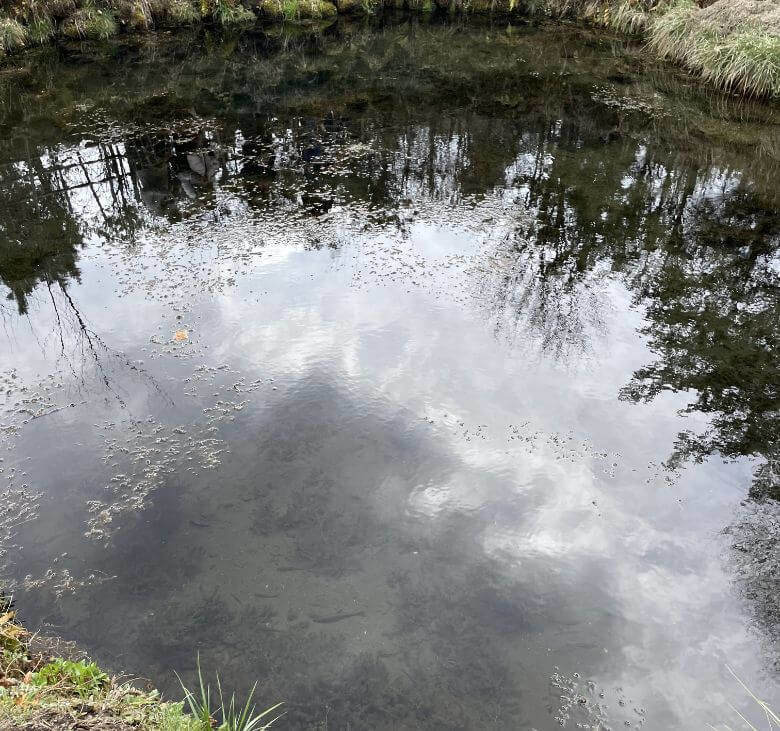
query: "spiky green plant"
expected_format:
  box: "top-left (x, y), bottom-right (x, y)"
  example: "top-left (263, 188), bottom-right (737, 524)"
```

top-left (175, 656), bottom-right (214, 728)
top-left (217, 676), bottom-right (284, 731)
top-left (26, 16), bottom-right (55, 44)
top-left (177, 656), bottom-right (284, 731)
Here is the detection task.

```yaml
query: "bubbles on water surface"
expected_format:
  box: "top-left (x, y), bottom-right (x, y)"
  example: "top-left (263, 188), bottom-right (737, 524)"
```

top-left (551, 668), bottom-right (647, 729)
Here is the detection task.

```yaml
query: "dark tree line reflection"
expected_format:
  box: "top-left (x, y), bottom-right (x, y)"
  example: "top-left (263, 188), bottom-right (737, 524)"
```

top-left (0, 158), bottom-right (83, 316)
top-left (0, 19), bottom-right (777, 501)
top-left (621, 191), bottom-right (780, 501)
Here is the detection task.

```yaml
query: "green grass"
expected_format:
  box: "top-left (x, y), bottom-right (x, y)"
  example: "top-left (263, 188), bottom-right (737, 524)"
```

top-left (127, 0), bottom-right (154, 29)
top-left (177, 656), bottom-right (284, 731)
top-left (700, 28), bottom-right (780, 98)
top-left (60, 2), bottom-right (119, 38)
top-left (0, 609), bottom-right (282, 731)
top-left (649, 0), bottom-right (780, 98)
top-left (26, 16), bottom-right (55, 43)
top-left (0, 0), bottom-right (777, 100)
top-left (29, 658), bottom-right (109, 698)
top-left (212, 0), bottom-right (255, 25)
top-left (165, 0), bottom-right (201, 23)
top-left (594, 0), bottom-right (649, 34)
top-left (0, 17), bottom-right (28, 54)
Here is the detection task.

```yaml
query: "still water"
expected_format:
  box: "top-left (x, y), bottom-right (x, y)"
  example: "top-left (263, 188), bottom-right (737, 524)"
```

top-left (1, 16), bottom-right (779, 729)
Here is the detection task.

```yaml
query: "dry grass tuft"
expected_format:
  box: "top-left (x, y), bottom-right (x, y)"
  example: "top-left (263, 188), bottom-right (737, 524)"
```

top-left (649, 0), bottom-right (780, 97)
top-left (0, 17), bottom-right (28, 53)
top-left (583, 0), bottom-right (651, 34)
top-left (163, 0), bottom-right (201, 23)
top-left (60, 2), bottom-right (119, 38)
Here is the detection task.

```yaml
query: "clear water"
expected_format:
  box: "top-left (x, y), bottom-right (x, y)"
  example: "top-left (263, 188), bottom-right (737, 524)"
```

top-left (1, 16), bottom-right (779, 729)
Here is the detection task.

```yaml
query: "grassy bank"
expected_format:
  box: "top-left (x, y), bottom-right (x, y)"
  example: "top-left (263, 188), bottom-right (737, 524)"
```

top-left (0, 0), bottom-right (778, 98)
top-left (0, 606), bottom-right (282, 730)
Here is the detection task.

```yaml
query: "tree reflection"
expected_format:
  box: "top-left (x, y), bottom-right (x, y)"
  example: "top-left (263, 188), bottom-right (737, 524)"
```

top-left (619, 191), bottom-right (780, 501)
top-left (0, 19), bottom-right (777, 496)
top-left (0, 17), bottom-right (778, 695)
top-left (0, 160), bottom-right (83, 315)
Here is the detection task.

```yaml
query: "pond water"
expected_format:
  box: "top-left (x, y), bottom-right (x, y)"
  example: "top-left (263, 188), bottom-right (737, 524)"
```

top-left (1, 16), bottom-right (779, 729)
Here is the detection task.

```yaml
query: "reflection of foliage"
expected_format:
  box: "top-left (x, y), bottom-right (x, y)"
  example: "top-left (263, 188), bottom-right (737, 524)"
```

top-left (620, 192), bottom-right (780, 499)
top-left (0, 167), bottom-right (82, 315)
top-left (0, 20), bottom-right (778, 491)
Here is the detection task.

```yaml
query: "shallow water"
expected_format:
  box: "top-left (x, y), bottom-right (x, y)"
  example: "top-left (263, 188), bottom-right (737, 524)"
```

top-left (1, 16), bottom-right (779, 729)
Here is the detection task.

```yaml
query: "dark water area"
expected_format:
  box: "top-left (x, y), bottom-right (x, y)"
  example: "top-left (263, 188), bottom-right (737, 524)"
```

top-left (1, 15), bottom-right (779, 729)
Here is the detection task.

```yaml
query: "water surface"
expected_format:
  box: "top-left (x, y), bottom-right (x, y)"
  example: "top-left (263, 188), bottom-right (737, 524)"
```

top-left (1, 17), bottom-right (779, 729)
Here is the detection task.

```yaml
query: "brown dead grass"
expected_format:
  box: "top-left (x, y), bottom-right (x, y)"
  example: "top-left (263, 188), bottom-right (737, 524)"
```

top-left (649, 0), bottom-right (780, 97)
top-left (0, 709), bottom-right (136, 731)
top-left (698, 0), bottom-right (780, 36)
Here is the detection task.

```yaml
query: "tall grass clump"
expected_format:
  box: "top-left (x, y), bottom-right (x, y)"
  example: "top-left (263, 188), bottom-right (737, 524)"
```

top-left (282, 0), bottom-right (300, 19)
top-left (597, 0), bottom-right (650, 34)
top-left (126, 0), bottom-right (155, 29)
top-left (177, 656), bottom-right (284, 731)
top-left (61, 1), bottom-right (119, 38)
top-left (700, 28), bottom-right (780, 97)
top-left (0, 17), bottom-right (28, 54)
top-left (26, 16), bottom-right (56, 43)
top-left (649, 0), bottom-right (780, 97)
top-left (211, 0), bottom-right (255, 24)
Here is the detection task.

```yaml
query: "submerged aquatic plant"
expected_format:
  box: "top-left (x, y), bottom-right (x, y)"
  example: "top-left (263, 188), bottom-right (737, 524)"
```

top-left (177, 655), bottom-right (284, 731)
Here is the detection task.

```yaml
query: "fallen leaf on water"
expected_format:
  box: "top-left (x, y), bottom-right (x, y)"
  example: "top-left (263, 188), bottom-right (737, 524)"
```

top-left (173, 330), bottom-right (189, 342)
